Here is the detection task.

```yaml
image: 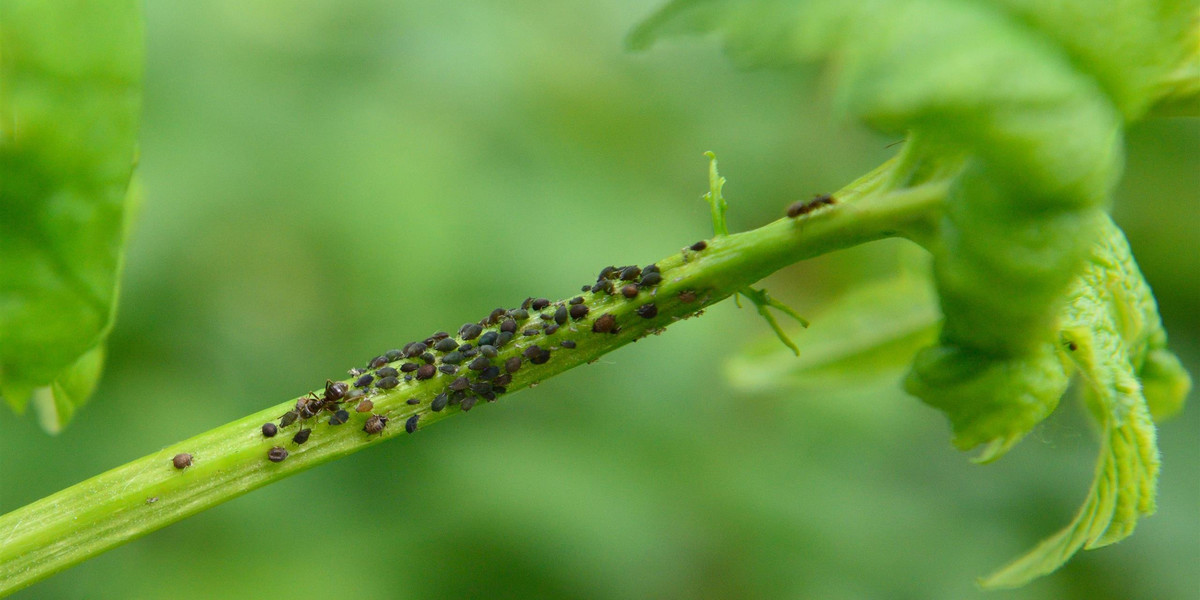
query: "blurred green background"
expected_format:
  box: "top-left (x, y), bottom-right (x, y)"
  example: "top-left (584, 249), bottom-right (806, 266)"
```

top-left (2, 2), bottom-right (1196, 598)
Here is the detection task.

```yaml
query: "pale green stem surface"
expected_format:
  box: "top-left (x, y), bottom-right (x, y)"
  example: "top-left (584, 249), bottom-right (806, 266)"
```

top-left (0, 156), bottom-right (947, 597)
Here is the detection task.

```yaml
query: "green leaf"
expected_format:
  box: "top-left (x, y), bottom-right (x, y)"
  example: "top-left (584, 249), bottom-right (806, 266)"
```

top-left (979, 216), bottom-right (1189, 588)
top-left (0, 0), bottom-right (143, 430)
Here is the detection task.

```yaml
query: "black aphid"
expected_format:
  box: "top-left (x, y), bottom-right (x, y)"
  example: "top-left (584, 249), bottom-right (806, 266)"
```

top-left (619, 266), bottom-right (641, 281)
top-left (521, 297), bottom-right (533, 310)
top-left (560, 340), bottom-right (576, 349)
top-left (524, 345), bottom-right (551, 365)
top-left (325, 379), bottom-right (349, 401)
top-left (461, 347), bottom-right (478, 358)
top-left (523, 328), bottom-right (540, 336)
top-left (385, 349), bottom-right (404, 362)
top-left (592, 280), bottom-right (614, 294)
top-left (363, 414), bottom-right (388, 435)
top-left (442, 351), bottom-right (464, 364)
top-left (416, 364), bottom-right (436, 380)
top-left (376, 376), bottom-right (400, 389)
top-left (448, 376), bottom-right (470, 392)
top-left (545, 324), bottom-right (560, 335)
top-left (468, 356), bottom-right (490, 371)
top-left (400, 362), bottom-right (419, 372)
top-left (354, 373), bottom-right (374, 388)
top-left (431, 331), bottom-right (450, 341)
top-left (293, 428), bottom-right (312, 444)
top-left (554, 306), bottom-right (568, 325)
top-left (460, 323), bottom-right (483, 340)
top-left (479, 345), bottom-right (498, 358)
top-left (375, 367), bottom-right (399, 379)
top-left (460, 395), bottom-right (479, 412)
top-left (592, 313), bottom-right (617, 334)
top-left (280, 410), bottom-right (300, 428)
top-left (403, 342), bottom-right (427, 358)
top-left (539, 312), bottom-right (553, 321)
top-left (636, 303), bottom-right (658, 319)
top-left (488, 308), bottom-right (507, 324)
top-left (406, 397), bottom-right (421, 405)
top-left (569, 304), bottom-right (589, 320)
top-left (690, 240), bottom-right (707, 251)
top-left (478, 331), bottom-right (498, 346)
top-left (581, 284), bottom-right (592, 292)
top-left (505, 356), bottom-right (522, 373)
top-left (470, 381), bottom-right (492, 395)
top-left (355, 399), bottom-right (374, 413)
top-left (621, 284), bottom-right (639, 299)
top-left (405, 414), bottom-right (420, 434)
top-left (172, 453), bottom-right (193, 470)
top-left (510, 308), bottom-right (530, 320)
top-left (431, 392), bottom-right (449, 412)
top-left (434, 338), bottom-right (459, 352)
top-left (531, 298), bottom-right (550, 310)
top-left (568, 296), bottom-right (583, 305)
top-left (599, 266), bottom-right (618, 279)
top-left (496, 331), bottom-right (514, 346)
top-left (438, 364), bottom-right (459, 375)
top-left (267, 447), bottom-right (288, 463)
top-left (643, 263), bottom-right (659, 274)
top-left (329, 409), bottom-right (350, 426)
top-left (459, 343), bottom-right (473, 352)
top-left (262, 422), bottom-right (278, 437)
top-left (369, 355), bottom-right (388, 369)
top-left (523, 346), bottom-right (543, 360)
top-left (494, 373), bottom-right (513, 387)
top-left (479, 366), bottom-right (500, 381)
top-left (500, 319), bottom-right (517, 333)
top-left (420, 352), bottom-right (436, 364)
top-left (640, 272), bottom-right (663, 287)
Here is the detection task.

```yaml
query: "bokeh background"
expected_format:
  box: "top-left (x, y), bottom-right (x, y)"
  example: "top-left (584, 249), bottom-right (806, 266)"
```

top-left (2, 2), bottom-right (1196, 598)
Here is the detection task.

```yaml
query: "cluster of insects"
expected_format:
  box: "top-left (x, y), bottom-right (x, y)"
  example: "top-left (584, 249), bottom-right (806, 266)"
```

top-left (197, 250), bottom-right (711, 465)
top-left (785, 193), bottom-right (836, 218)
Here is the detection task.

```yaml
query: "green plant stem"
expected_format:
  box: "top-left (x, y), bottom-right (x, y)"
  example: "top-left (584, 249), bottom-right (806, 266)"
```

top-left (0, 156), bottom-right (947, 597)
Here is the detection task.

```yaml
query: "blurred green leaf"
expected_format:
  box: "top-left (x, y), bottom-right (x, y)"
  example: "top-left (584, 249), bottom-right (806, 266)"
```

top-left (726, 269), bottom-right (940, 395)
top-left (0, 0), bottom-right (143, 431)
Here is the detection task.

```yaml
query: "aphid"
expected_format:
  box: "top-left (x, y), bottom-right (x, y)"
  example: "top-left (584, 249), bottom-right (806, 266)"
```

top-left (400, 362), bottom-right (420, 372)
top-left (592, 280), bottom-right (614, 294)
top-left (293, 428), bottom-right (312, 444)
top-left (356, 399), bottom-right (374, 413)
top-left (385, 349), bottom-right (404, 362)
top-left (172, 453), bottom-right (193, 470)
top-left (354, 374), bottom-right (374, 388)
top-left (406, 397), bottom-right (421, 405)
top-left (500, 318), bottom-right (517, 333)
top-left (643, 263), bottom-right (659, 274)
top-left (267, 447), bottom-right (289, 463)
top-left (504, 356), bottom-right (522, 373)
top-left (403, 342), bottom-right (428, 358)
top-left (521, 297), bottom-right (534, 310)
top-left (479, 345), bottom-right (498, 358)
top-left (461, 347), bottom-right (479, 358)
top-left (690, 240), bottom-right (707, 251)
top-left (376, 376), bottom-right (400, 389)
top-left (523, 328), bottom-right (540, 336)
top-left (280, 410), bottom-right (300, 428)
top-left (509, 308), bottom-right (530, 320)
top-left (405, 414), bottom-right (420, 434)
top-left (581, 284), bottom-right (592, 292)
top-left (459, 343), bottom-right (474, 352)
top-left (569, 296), bottom-right (585, 305)
top-left (494, 373), bottom-right (513, 387)
top-left (420, 353), bottom-right (435, 364)
top-left (539, 312), bottom-right (553, 322)
top-left (460, 323), bottom-right (483, 340)
top-left (262, 422), bottom-right (278, 437)
top-left (640, 272), bottom-right (662, 287)
top-left (325, 379), bottom-right (349, 401)
top-left (478, 331), bottom-right (499, 347)
top-left (523, 346), bottom-right (543, 360)
top-left (554, 306), bottom-right (568, 325)
top-left (592, 313), bottom-right (617, 333)
top-left (430, 331), bottom-right (450, 341)
top-left (478, 366), bottom-right (500, 381)
top-left (496, 331), bottom-right (515, 346)
top-left (434, 338), bottom-right (459, 352)
top-left (416, 364), bottom-right (436, 380)
top-left (678, 290), bottom-right (697, 303)
top-left (785, 193), bottom-right (835, 218)
top-left (449, 376), bottom-right (470, 391)
top-left (560, 340), bottom-right (577, 349)
top-left (488, 308), bottom-right (507, 324)
top-left (569, 304), bottom-right (589, 320)
top-left (438, 364), bottom-right (459, 375)
top-left (636, 303), bottom-right (658, 319)
top-left (329, 409), bottom-right (350, 426)
top-left (619, 266), bottom-right (641, 281)
top-left (545, 324), bottom-right (560, 335)
top-left (375, 367), bottom-right (399, 379)
top-left (599, 266), bottom-right (618, 279)
top-left (524, 345), bottom-right (551, 365)
top-left (431, 392), bottom-right (449, 412)
top-left (531, 298), bottom-right (550, 310)
top-left (621, 284), bottom-right (639, 299)
top-left (468, 356), bottom-right (491, 371)
top-left (369, 355), bottom-right (389, 369)
top-left (442, 351), bottom-right (464, 364)
top-left (460, 395), bottom-right (479, 412)
top-left (363, 414), bottom-right (388, 435)
top-left (470, 381), bottom-right (492, 395)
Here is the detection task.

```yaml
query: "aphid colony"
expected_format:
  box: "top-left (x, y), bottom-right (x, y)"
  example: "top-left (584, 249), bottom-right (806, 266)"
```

top-left (252, 254), bottom-right (706, 464)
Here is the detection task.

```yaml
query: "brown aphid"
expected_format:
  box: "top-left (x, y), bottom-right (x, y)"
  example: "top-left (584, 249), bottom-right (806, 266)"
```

top-left (416, 364), bottom-right (436, 380)
top-left (449, 376), bottom-right (470, 391)
top-left (619, 266), bottom-right (641, 281)
top-left (500, 318), bottom-right (517, 333)
top-left (267, 446), bottom-right (289, 463)
top-left (640, 272), bottom-right (663, 287)
top-left (488, 307), bottom-right (507, 324)
top-left (280, 410), bottom-right (300, 428)
top-left (293, 428), bottom-right (312, 444)
top-left (636, 303), bottom-right (658, 319)
top-left (531, 298), bottom-right (550, 310)
top-left (569, 304), bottom-right (589, 320)
top-left (554, 305), bottom-right (568, 325)
top-left (621, 284), bottom-right (639, 299)
top-left (262, 422), bottom-right (278, 437)
top-left (504, 356), bottom-right (522, 373)
top-left (690, 240), bottom-right (707, 251)
top-left (172, 453), bottom-right (193, 470)
top-left (592, 313), bottom-right (618, 334)
top-left (406, 397), bottom-right (421, 405)
top-left (569, 296), bottom-right (585, 305)
top-left (375, 367), bottom-right (399, 379)
top-left (369, 355), bottom-right (389, 369)
top-left (355, 399), bottom-right (375, 413)
top-left (363, 414), bottom-right (389, 435)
